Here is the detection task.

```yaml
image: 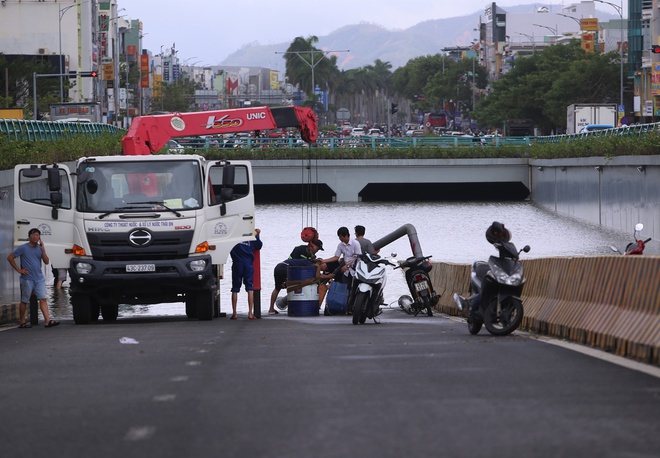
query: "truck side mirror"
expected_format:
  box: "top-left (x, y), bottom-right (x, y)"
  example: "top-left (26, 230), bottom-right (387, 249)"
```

top-left (218, 165), bottom-right (236, 217)
top-left (222, 164), bottom-right (235, 188)
top-left (47, 168), bottom-right (62, 192)
top-left (50, 192), bottom-right (63, 206)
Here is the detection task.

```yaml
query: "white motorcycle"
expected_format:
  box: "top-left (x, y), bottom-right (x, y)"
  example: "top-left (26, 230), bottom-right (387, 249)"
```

top-left (352, 253), bottom-right (396, 325)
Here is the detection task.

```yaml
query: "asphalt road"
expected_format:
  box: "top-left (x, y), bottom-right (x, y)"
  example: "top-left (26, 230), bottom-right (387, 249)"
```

top-left (1, 309), bottom-right (659, 458)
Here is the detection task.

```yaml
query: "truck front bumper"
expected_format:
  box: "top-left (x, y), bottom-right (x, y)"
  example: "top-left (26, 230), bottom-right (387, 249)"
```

top-left (68, 255), bottom-right (216, 304)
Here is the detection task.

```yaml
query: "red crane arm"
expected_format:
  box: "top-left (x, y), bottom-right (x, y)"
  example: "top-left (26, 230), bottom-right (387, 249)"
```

top-left (121, 106), bottom-right (318, 155)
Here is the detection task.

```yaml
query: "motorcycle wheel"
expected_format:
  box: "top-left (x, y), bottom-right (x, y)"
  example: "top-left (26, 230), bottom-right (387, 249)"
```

top-left (468, 318), bottom-right (483, 335)
top-left (352, 292), bottom-right (368, 325)
top-left (483, 297), bottom-right (524, 336)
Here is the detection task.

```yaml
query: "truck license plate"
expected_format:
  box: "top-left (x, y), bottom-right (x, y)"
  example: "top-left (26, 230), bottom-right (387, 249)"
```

top-left (415, 280), bottom-right (428, 292)
top-left (126, 264), bottom-right (156, 272)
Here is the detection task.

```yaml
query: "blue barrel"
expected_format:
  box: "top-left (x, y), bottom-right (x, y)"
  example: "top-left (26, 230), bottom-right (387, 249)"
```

top-left (286, 265), bottom-right (319, 316)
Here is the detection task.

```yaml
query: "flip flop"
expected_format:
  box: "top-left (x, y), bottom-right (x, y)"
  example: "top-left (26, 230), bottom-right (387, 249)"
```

top-left (45, 320), bottom-right (60, 328)
top-left (248, 315), bottom-right (257, 320)
top-left (18, 322), bottom-right (32, 329)
top-left (230, 315), bottom-right (238, 320)
top-left (268, 310), bottom-right (279, 315)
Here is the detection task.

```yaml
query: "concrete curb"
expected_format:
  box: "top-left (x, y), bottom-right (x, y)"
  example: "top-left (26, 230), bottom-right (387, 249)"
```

top-left (0, 303), bottom-right (19, 325)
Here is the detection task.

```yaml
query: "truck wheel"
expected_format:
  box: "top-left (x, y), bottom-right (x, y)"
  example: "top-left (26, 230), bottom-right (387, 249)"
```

top-left (185, 295), bottom-right (198, 319)
top-left (71, 294), bottom-right (92, 324)
top-left (196, 290), bottom-right (213, 321)
top-left (101, 304), bottom-right (119, 321)
top-left (90, 299), bottom-right (101, 322)
top-left (213, 291), bottom-right (221, 318)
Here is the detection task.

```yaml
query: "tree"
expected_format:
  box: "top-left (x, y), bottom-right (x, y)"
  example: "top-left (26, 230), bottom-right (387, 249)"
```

top-left (0, 54), bottom-right (61, 118)
top-left (392, 54), bottom-right (449, 110)
top-left (152, 73), bottom-right (200, 113)
top-left (473, 41), bottom-right (620, 133)
top-left (284, 36), bottom-right (340, 97)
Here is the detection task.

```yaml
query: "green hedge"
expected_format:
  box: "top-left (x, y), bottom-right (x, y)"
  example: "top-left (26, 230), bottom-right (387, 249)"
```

top-left (2, 132), bottom-right (659, 171)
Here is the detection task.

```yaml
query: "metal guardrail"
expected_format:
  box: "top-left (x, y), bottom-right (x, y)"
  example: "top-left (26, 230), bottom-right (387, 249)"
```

top-left (535, 122), bottom-right (660, 144)
top-left (171, 134), bottom-right (533, 151)
top-left (174, 122), bottom-right (660, 151)
top-left (0, 119), bottom-right (124, 141)
top-left (3, 118), bottom-right (660, 149)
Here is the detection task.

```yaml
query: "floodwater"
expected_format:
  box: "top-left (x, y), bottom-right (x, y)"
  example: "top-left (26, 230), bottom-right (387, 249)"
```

top-left (45, 201), bottom-right (640, 321)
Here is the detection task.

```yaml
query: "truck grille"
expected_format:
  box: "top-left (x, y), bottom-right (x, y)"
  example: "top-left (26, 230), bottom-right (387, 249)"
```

top-left (87, 230), bottom-right (195, 261)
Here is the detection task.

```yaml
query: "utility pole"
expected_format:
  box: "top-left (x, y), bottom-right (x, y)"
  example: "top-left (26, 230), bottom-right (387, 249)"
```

top-left (275, 49), bottom-right (349, 101)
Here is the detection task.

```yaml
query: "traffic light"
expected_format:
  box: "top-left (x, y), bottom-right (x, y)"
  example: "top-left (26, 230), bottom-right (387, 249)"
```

top-left (390, 103), bottom-right (398, 115)
top-left (652, 45), bottom-right (660, 54)
top-left (79, 71), bottom-right (98, 78)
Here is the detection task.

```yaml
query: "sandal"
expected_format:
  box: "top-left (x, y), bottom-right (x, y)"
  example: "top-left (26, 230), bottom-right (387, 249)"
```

top-left (45, 320), bottom-right (60, 328)
top-left (268, 310), bottom-right (279, 315)
top-left (230, 315), bottom-right (238, 320)
top-left (18, 322), bottom-right (32, 329)
top-left (248, 315), bottom-right (257, 320)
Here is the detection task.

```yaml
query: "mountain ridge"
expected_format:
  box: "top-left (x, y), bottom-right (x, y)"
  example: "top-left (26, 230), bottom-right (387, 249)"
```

top-left (219, 4), bottom-right (615, 71)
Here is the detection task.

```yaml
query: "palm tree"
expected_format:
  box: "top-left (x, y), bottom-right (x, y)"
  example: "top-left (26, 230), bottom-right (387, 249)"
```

top-left (284, 36), bottom-right (339, 97)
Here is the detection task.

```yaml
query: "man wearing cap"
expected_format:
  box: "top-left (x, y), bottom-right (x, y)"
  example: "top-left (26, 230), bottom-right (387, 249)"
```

top-left (288, 240), bottom-right (323, 261)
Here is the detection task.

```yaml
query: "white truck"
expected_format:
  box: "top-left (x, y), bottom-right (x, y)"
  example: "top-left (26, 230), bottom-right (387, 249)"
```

top-left (566, 103), bottom-right (617, 135)
top-left (13, 106), bottom-right (318, 324)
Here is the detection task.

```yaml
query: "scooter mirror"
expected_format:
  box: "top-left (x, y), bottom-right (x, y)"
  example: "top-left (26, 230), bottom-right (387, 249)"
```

top-left (610, 246), bottom-right (621, 254)
top-left (635, 223), bottom-right (644, 232)
top-left (522, 245), bottom-right (531, 253)
top-left (390, 252), bottom-right (397, 258)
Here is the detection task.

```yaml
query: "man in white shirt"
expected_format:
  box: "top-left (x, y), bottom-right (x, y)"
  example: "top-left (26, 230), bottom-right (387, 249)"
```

top-left (320, 226), bottom-right (362, 313)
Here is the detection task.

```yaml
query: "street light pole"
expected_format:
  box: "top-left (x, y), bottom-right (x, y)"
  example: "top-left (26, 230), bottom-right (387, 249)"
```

top-left (275, 49), bottom-right (349, 101)
top-left (556, 13), bottom-right (582, 28)
top-left (518, 32), bottom-right (536, 54)
top-left (595, 0), bottom-right (624, 112)
top-left (58, 3), bottom-right (79, 102)
top-left (533, 23), bottom-right (558, 37)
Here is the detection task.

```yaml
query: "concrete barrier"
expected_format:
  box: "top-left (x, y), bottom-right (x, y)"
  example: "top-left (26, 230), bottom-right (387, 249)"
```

top-left (430, 256), bottom-right (660, 366)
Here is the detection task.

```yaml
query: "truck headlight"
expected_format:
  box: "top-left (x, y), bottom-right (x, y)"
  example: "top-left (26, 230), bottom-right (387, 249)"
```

top-left (189, 259), bottom-right (207, 271)
top-left (75, 262), bottom-right (93, 275)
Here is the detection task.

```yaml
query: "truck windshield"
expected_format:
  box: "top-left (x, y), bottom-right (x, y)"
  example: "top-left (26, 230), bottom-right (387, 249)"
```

top-left (77, 160), bottom-right (203, 213)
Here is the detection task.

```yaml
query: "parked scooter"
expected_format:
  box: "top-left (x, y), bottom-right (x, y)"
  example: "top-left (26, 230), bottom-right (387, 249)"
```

top-left (611, 223), bottom-right (652, 255)
top-left (352, 253), bottom-right (396, 325)
top-left (394, 255), bottom-right (440, 316)
top-left (453, 222), bottom-right (530, 336)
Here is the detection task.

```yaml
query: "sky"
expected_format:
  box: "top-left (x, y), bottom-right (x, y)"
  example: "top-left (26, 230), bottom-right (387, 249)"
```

top-left (120, 1), bottom-right (627, 67)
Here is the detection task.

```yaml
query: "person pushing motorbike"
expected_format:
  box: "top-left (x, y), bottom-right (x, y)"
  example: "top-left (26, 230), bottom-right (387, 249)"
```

top-left (454, 220), bottom-right (529, 336)
top-left (455, 221), bottom-right (511, 321)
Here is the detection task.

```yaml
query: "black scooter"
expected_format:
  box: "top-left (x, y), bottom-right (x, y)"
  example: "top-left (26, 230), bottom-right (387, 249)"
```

top-left (395, 255), bottom-right (440, 316)
top-left (454, 240), bottom-right (530, 336)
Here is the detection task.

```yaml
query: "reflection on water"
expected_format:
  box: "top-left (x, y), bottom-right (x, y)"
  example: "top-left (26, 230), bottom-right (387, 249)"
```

top-left (44, 201), bottom-right (638, 321)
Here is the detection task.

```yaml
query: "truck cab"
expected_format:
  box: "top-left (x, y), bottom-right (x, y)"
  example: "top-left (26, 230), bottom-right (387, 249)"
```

top-left (14, 156), bottom-right (254, 323)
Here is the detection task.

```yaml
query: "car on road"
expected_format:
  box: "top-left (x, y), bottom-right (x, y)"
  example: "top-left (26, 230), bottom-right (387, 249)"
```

top-left (351, 127), bottom-right (365, 137)
top-left (405, 129), bottom-right (424, 137)
top-left (164, 139), bottom-right (185, 153)
top-left (366, 128), bottom-right (383, 138)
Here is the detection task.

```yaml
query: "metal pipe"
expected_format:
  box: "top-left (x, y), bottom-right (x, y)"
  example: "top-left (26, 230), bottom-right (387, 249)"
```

top-left (372, 224), bottom-right (425, 259)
